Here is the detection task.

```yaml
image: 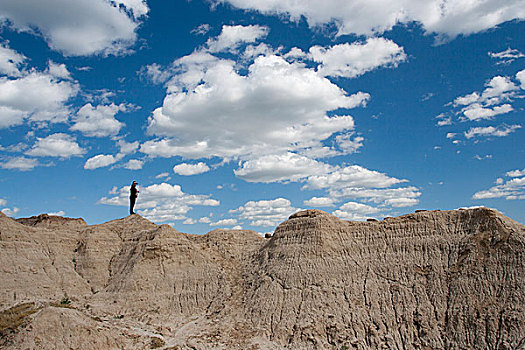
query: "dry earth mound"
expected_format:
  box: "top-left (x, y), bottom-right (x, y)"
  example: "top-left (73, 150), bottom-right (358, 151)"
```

top-left (0, 208), bottom-right (524, 349)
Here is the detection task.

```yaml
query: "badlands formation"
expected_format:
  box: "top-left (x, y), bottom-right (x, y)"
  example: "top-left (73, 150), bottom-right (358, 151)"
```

top-left (0, 207), bottom-right (524, 349)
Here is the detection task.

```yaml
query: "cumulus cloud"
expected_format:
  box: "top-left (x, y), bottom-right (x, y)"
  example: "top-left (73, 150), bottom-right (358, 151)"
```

top-left (333, 201), bottom-right (381, 221)
top-left (116, 139), bottom-right (139, 155)
top-left (230, 197), bottom-right (297, 227)
top-left (47, 60), bottom-right (72, 80)
top-left (113, 0), bottom-right (149, 18)
top-left (464, 124), bottom-right (521, 139)
top-left (140, 63), bottom-right (173, 85)
top-left (123, 159), bottom-right (144, 170)
top-left (0, 71), bottom-right (79, 128)
top-left (0, 43), bottom-right (25, 77)
top-left (25, 133), bottom-right (86, 158)
top-left (0, 156), bottom-right (39, 171)
top-left (173, 162), bottom-right (210, 176)
top-left (215, 0), bottom-right (525, 39)
top-left (329, 186), bottom-right (421, 207)
top-left (206, 24), bottom-right (268, 53)
top-left (453, 76), bottom-right (519, 121)
top-left (99, 182), bottom-right (220, 223)
top-left (304, 164), bottom-right (406, 191)
top-left (303, 196), bottom-right (335, 207)
top-left (234, 152), bottom-right (331, 183)
top-left (473, 170), bottom-right (525, 200)
top-left (439, 73), bottom-right (524, 141)
top-left (310, 38), bottom-right (406, 78)
top-left (0, 0), bottom-right (148, 56)
top-left (47, 210), bottom-right (66, 216)
top-left (507, 168), bottom-right (525, 177)
top-left (0, 198), bottom-right (18, 216)
top-left (461, 103), bottom-right (513, 121)
top-left (209, 218), bottom-right (238, 227)
top-left (517, 69), bottom-right (525, 90)
top-left (84, 154), bottom-right (119, 170)
top-left (71, 103), bottom-right (126, 137)
top-left (1, 206), bottom-right (19, 216)
top-left (142, 53), bottom-right (369, 160)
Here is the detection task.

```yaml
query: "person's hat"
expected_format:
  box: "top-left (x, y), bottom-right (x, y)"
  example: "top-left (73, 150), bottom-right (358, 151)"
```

top-left (132, 181), bottom-right (138, 184)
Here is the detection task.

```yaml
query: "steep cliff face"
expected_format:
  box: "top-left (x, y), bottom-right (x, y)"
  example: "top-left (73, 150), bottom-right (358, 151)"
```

top-left (0, 208), bottom-right (524, 349)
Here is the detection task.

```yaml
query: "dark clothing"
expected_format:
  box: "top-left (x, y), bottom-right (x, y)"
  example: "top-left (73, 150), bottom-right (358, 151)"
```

top-left (129, 196), bottom-right (136, 215)
top-left (130, 184), bottom-right (138, 214)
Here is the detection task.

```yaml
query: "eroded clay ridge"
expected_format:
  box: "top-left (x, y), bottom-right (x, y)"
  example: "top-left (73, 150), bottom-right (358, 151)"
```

top-left (1, 207), bottom-right (524, 349)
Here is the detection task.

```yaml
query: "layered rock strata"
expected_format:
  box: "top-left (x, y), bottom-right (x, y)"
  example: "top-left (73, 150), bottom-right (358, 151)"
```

top-left (0, 207), bottom-right (523, 349)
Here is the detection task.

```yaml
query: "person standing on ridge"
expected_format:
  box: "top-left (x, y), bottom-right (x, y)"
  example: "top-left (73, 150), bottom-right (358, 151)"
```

top-left (130, 181), bottom-right (139, 215)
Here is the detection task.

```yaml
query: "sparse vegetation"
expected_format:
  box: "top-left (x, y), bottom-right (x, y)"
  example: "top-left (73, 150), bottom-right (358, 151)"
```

top-left (50, 296), bottom-right (75, 309)
top-left (150, 336), bottom-right (166, 349)
top-left (0, 302), bottom-right (39, 335)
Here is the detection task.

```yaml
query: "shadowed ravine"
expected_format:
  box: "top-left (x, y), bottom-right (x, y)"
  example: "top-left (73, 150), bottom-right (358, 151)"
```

top-left (1, 207), bottom-right (524, 349)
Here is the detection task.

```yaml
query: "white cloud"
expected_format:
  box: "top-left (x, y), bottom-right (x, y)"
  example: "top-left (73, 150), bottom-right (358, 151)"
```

top-left (99, 182), bottom-right (220, 223)
top-left (489, 48), bottom-right (524, 63)
top-left (303, 196), bottom-right (335, 207)
top-left (1, 207), bottom-right (19, 216)
top-left (141, 63), bottom-right (173, 85)
top-left (473, 172), bottom-right (525, 200)
top-left (461, 103), bottom-right (513, 121)
top-left (304, 164), bottom-right (406, 191)
top-left (382, 197), bottom-right (419, 207)
top-left (333, 201), bottom-right (381, 221)
top-left (71, 103), bottom-right (126, 137)
top-left (0, 156), bottom-right (39, 171)
top-left (192, 23), bottom-right (211, 36)
top-left (199, 216), bottom-right (212, 224)
top-left (142, 53), bottom-right (369, 160)
top-left (84, 154), bottom-right (119, 170)
top-left (0, 71), bottom-right (79, 127)
top-left (0, 43), bottom-right (25, 77)
top-left (507, 168), bottom-right (525, 177)
top-left (155, 172), bottom-right (170, 179)
top-left (310, 38), bottom-right (406, 78)
top-left (47, 60), bottom-right (72, 80)
top-left (183, 218), bottom-right (196, 225)
top-left (113, 0), bottom-right (149, 18)
top-left (215, 0), bottom-right (525, 39)
top-left (230, 197), bottom-right (297, 227)
top-left (464, 124), bottom-right (521, 139)
top-left (0, 0), bottom-right (148, 56)
top-left (25, 133), bottom-right (86, 158)
top-left (123, 159), bottom-right (144, 170)
top-left (48, 210), bottom-right (66, 216)
top-left (173, 162), bottom-right (210, 176)
top-left (116, 139), bottom-right (139, 155)
top-left (209, 218), bottom-right (238, 227)
top-left (206, 24), bottom-right (269, 53)
top-left (436, 114), bottom-right (452, 126)
top-left (517, 69), bottom-right (525, 90)
top-left (454, 76), bottom-right (518, 116)
top-left (328, 186), bottom-right (421, 207)
top-left (243, 43), bottom-right (279, 60)
top-left (234, 152), bottom-right (331, 183)
top-left (440, 73), bottom-right (524, 141)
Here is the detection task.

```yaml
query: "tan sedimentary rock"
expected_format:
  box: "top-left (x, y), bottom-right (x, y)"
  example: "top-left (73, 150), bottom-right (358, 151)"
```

top-left (0, 208), bottom-right (524, 349)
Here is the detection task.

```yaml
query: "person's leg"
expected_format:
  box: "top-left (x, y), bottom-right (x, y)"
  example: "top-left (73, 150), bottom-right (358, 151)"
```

top-left (130, 197), bottom-right (136, 215)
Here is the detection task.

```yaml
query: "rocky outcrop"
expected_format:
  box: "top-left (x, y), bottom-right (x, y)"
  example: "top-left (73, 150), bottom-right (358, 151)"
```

top-left (0, 208), bottom-right (524, 349)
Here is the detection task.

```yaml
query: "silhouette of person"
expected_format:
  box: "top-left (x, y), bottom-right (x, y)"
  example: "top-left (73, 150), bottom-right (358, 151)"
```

top-left (130, 181), bottom-right (139, 215)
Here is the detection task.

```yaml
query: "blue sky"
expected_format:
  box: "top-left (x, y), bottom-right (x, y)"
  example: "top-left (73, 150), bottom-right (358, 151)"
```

top-left (0, 0), bottom-right (524, 233)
